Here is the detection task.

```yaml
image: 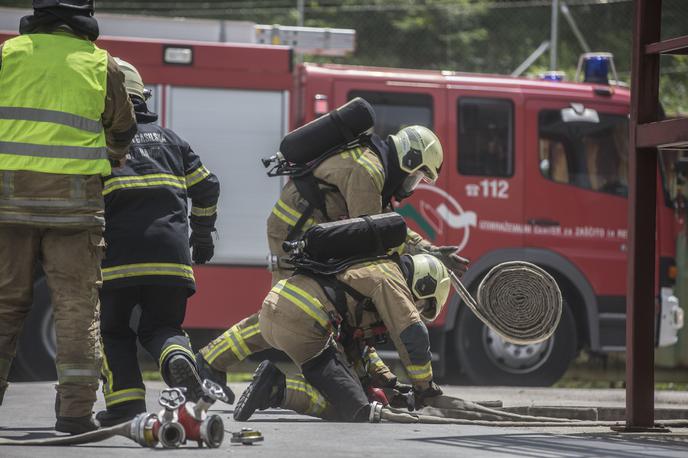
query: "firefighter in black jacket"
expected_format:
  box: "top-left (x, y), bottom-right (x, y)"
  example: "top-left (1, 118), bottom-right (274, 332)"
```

top-left (96, 58), bottom-right (225, 426)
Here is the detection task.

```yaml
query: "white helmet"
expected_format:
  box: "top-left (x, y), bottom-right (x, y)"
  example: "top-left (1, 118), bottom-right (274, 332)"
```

top-left (407, 254), bottom-right (451, 323)
top-left (389, 125), bottom-right (444, 197)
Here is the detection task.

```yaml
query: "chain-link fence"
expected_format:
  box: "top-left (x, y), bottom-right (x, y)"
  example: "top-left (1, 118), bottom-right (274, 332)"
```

top-left (2, 0), bottom-right (688, 112)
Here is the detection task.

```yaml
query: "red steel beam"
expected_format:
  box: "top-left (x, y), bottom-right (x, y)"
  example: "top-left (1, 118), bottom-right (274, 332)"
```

top-left (645, 34), bottom-right (688, 55)
top-left (627, 0), bottom-right (661, 428)
top-left (637, 118), bottom-right (688, 148)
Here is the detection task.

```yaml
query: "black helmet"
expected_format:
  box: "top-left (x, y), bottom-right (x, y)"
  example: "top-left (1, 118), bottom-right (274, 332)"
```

top-left (33, 0), bottom-right (95, 13)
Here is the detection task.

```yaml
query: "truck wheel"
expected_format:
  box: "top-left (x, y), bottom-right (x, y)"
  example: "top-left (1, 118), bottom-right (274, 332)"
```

top-left (454, 300), bottom-right (576, 386)
top-left (9, 276), bottom-right (57, 382)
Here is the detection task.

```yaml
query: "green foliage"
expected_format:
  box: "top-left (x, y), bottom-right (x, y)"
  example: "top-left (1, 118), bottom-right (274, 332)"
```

top-left (2, 0), bottom-right (688, 112)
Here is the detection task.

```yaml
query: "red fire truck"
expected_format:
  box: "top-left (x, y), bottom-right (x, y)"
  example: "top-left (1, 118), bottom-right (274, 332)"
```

top-left (3, 31), bottom-right (683, 386)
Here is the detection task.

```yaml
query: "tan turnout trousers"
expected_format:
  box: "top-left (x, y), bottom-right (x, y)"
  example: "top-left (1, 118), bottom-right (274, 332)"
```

top-left (0, 224), bottom-right (104, 417)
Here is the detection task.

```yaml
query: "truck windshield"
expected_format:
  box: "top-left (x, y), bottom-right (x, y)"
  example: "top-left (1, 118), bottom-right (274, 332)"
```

top-left (660, 148), bottom-right (688, 210)
top-left (538, 110), bottom-right (629, 197)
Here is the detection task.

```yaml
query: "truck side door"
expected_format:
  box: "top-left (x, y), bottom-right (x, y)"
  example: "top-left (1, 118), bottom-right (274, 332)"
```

top-left (524, 99), bottom-right (629, 349)
top-left (445, 90), bottom-right (525, 262)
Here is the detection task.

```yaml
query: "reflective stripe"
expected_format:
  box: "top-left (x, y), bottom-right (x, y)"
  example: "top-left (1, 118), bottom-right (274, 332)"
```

top-left (105, 388), bottom-right (146, 407)
top-left (57, 364), bottom-right (99, 383)
top-left (0, 211), bottom-right (104, 226)
top-left (101, 340), bottom-right (114, 394)
top-left (102, 263), bottom-right (194, 282)
top-left (0, 357), bottom-right (11, 380)
top-left (103, 173), bottom-right (186, 196)
top-left (274, 280), bottom-right (331, 330)
top-left (185, 166), bottom-right (210, 188)
top-left (2, 171), bottom-right (12, 197)
top-left (191, 205), bottom-right (217, 217)
top-left (375, 261), bottom-right (403, 281)
top-left (405, 361), bottom-right (433, 381)
top-left (0, 141), bottom-right (107, 160)
top-left (270, 199), bottom-right (315, 230)
top-left (205, 324), bottom-right (252, 364)
top-left (286, 377), bottom-right (327, 416)
top-left (0, 198), bottom-right (101, 209)
top-left (159, 344), bottom-right (195, 368)
top-left (351, 148), bottom-right (384, 192)
top-left (367, 351), bottom-right (385, 369)
top-left (0, 106), bottom-right (103, 133)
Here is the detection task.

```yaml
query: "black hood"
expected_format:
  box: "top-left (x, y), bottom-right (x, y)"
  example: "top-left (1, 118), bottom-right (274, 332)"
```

top-left (19, 7), bottom-right (99, 41)
top-left (367, 134), bottom-right (408, 207)
top-left (132, 97), bottom-right (159, 124)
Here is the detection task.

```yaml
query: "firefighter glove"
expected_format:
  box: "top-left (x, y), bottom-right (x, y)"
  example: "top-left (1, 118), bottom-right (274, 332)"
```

top-left (190, 230), bottom-right (215, 264)
top-left (428, 245), bottom-right (469, 278)
top-left (413, 381), bottom-right (443, 408)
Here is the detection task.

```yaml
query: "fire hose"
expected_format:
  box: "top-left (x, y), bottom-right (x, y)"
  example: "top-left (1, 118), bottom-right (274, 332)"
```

top-left (0, 380), bottom-right (229, 448)
top-left (448, 260), bottom-right (563, 345)
top-left (371, 394), bottom-right (688, 427)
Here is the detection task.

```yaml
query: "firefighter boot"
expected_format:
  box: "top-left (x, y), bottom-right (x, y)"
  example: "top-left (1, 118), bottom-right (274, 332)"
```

top-left (55, 415), bottom-right (99, 435)
top-left (96, 400), bottom-right (147, 427)
top-left (233, 360), bottom-right (285, 421)
top-left (195, 352), bottom-right (235, 404)
top-left (163, 353), bottom-right (205, 403)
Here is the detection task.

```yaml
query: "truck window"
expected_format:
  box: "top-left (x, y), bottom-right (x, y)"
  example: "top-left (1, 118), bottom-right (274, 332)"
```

top-left (538, 110), bottom-right (628, 197)
top-left (348, 91), bottom-right (433, 138)
top-left (457, 98), bottom-right (514, 177)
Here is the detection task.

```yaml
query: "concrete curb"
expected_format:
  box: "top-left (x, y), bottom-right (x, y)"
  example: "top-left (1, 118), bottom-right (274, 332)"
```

top-left (502, 405), bottom-right (688, 421)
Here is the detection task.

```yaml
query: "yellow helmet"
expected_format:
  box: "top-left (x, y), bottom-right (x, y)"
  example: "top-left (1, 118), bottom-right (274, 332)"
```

top-left (389, 125), bottom-right (443, 191)
top-left (114, 57), bottom-right (146, 101)
top-left (408, 254), bottom-right (451, 322)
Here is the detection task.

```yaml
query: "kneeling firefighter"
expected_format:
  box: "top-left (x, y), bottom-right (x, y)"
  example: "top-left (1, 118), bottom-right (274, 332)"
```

top-left (233, 214), bottom-right (450, 422)
top-left (197, 99), bottom-right (467, 392)
top-left (97, 58), bottom-right (227, 426)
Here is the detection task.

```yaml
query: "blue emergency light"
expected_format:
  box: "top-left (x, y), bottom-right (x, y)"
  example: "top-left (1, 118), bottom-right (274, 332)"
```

top-left (583, 55), bottom-right (609, 84)
top-left (539, 71), bottom-right (565, 82)
top-left (575, 52), bottom-right (618, 86)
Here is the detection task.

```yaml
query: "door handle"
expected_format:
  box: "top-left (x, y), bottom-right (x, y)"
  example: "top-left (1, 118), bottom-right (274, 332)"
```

top-left (527, 218), bottom-right (560, 227)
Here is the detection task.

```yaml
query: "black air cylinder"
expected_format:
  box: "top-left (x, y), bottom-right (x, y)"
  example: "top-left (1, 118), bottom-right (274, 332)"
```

top-left (297, 213), bottom-right (406, 262)
top-left (279, 97), bottom-right (376, 164)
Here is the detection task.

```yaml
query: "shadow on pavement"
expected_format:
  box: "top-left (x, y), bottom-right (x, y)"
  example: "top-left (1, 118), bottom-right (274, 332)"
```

top-left (0, 427), bottom-right (54, 432)
top-left (405, 432), bottom-right (688, 458)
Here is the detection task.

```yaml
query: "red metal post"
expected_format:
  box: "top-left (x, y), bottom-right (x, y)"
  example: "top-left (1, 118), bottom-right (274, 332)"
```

top-left (626, 0), bottom-right (661, 428)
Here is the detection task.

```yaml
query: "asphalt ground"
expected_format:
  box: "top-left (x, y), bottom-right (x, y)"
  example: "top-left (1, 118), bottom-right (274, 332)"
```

top-left (1, 382), bottom-right (687, 457)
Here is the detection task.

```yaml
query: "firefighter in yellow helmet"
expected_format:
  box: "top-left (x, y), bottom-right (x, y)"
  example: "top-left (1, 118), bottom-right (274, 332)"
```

top-left (232, 253), bottom-right (451, 422)
top-left (196, 124), bottom-right (468, 397)
top-left (96, 58), bottom-right (223, 427)
top-left (0, 0), bottom-right (136, 434)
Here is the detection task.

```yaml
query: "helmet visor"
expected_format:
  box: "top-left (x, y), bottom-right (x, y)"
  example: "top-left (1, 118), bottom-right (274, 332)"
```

top-left (416, 298), bottom-right (439, 322)
top-left (400, 170), bottom-right (426, 195)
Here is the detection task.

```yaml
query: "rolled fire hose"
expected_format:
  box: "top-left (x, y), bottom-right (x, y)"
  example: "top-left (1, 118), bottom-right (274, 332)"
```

top-left (449, 261), bottom-right (562, 345)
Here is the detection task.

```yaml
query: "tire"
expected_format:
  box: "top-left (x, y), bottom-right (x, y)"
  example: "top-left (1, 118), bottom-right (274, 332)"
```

top-left (454, 299), bottom-right (577, 386)
top-left (8, 275), bottom-right (57, 382)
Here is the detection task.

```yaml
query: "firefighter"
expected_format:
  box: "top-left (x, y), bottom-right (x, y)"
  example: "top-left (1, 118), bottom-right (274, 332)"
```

top-left (197, 125), bottom-right (468, 394)
top-left (232, 253), bottom-right (450, 422)
top-left (95, 58), bottom-right (225, 427)
top-left (0, 0), bottom-right (136, 434)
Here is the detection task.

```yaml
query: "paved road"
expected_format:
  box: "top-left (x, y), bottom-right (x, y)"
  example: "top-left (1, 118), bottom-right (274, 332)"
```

top-left (0, 382), bottom-right (687, 457)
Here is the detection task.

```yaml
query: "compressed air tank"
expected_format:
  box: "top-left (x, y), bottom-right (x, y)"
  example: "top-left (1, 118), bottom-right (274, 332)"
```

top-left (279, 97), bottom-right (376, 165)
top-left (296, 213), bottom-right (406, 262)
